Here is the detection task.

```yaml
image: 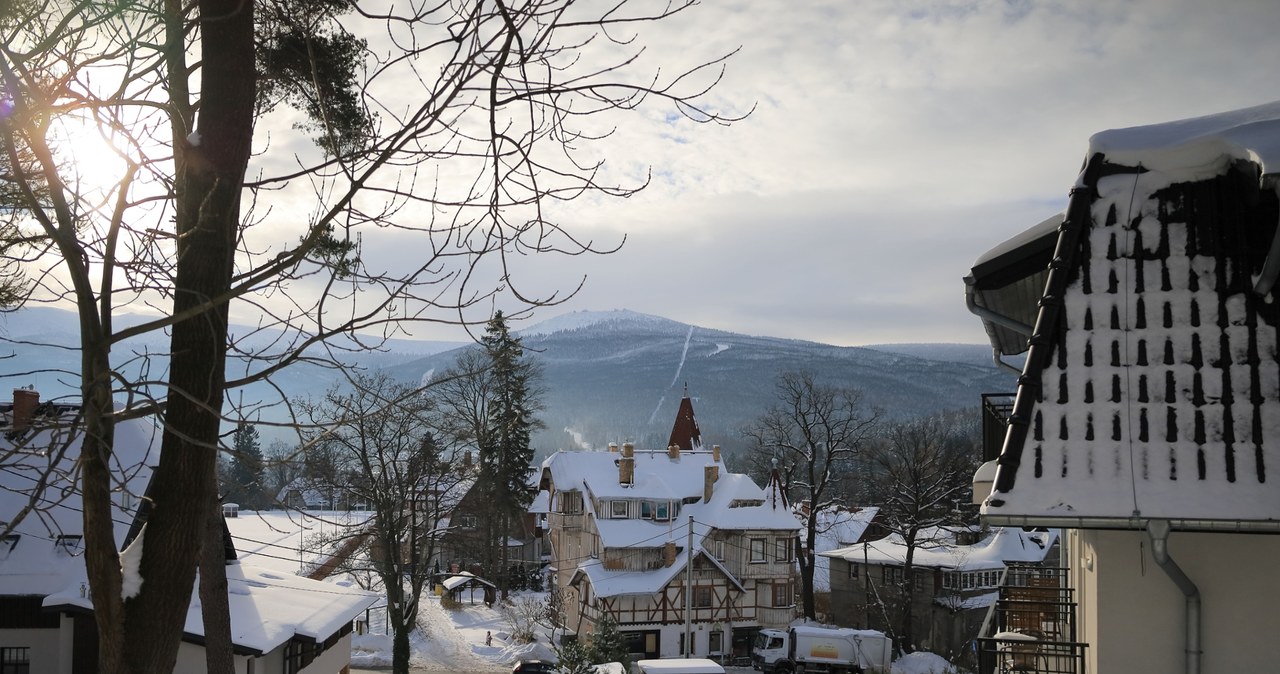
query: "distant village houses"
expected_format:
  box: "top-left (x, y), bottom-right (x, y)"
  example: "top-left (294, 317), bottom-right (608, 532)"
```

top-left (538, 397), bottom-right (801, 662)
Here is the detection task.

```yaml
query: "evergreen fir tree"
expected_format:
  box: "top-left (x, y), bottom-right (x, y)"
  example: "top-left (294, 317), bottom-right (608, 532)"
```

top-left (589, 614), bottom-right (631, 669)
top-left (225, 422), bottom-right (267, 509)
top-left (478, 311), bottom-right (542, 596)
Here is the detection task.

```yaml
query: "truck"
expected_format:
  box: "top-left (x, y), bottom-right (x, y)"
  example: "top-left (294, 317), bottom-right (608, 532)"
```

top-left (752, 625), bottom-right (893, 674)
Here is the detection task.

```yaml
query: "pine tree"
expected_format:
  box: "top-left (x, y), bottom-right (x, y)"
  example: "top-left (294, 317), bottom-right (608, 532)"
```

top-left (225, 422), bottom-right (266, 509)
top-left (589, 614), bottom-right (631, 669)
top-left (479, 311), bottom-right (542, 597)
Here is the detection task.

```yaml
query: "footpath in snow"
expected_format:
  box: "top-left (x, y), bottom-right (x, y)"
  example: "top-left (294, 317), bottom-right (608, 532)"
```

top-left (350, 592), bottom-right (555, 671)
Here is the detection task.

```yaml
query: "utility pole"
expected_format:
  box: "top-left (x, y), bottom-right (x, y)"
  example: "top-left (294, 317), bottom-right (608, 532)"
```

top-left (684, 514), bottom-right (694, 656)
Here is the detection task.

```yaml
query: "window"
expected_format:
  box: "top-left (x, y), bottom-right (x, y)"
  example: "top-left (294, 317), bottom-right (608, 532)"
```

top-left (750, 538), bottom-right (766, 562)
top-left (560, 491), bottom-right (583, 514)
top-left (56, 534), bottom-right (83, 556)
top-left (882, 566), bottom-right (902, 585)
top-left (709, 630), bottom-right (723, 654)
top-left (714, 540), bottom-right (726, 561)
top-left (771, 582), bottom-right (792, 608)
top-left (1, 647), bottom-right (29, 674)
top-left (459, 515), bottom-right (478, 530)
top-left (848, 562), bottom-right (859, 579)
top-left (774, 538), bottom-right (792, 562)
top-left (693, 586), bottom-right (713, 608)
top-left (654, 502), bottom-right (670, 521)
top-left (641, 502), bottom-right (652, 518)
top-left (611, 500), bottom-right (629, 518)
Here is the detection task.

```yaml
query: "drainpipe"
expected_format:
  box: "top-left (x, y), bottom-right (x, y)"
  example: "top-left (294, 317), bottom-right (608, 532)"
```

top-left (1146, 520), bottom-right (1201, 674)
top-left (963, 278), bottom-right (1030, 377)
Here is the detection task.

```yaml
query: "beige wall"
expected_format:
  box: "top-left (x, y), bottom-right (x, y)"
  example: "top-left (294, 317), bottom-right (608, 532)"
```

top-left (0, 626), bottom-right (64, 673)
top-left (1070, 528), bottom-right (1280, 673)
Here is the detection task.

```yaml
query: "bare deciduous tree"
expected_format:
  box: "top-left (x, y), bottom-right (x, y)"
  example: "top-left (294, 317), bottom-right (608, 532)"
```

top-left (0, 0), bottom-right (743, 669)
top-left (865, 414), bottom-right (975, 652)
top-left (299, 371), bottom-right (470, 674)
top-left (744, 370), bottom-right (881, 620)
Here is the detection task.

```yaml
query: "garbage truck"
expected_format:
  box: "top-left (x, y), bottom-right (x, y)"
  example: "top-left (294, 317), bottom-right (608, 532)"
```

top-left (752, 624), bottom-right (892, 674)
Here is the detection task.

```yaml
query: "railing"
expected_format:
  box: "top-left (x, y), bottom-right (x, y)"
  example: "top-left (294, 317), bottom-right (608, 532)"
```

top-left (982, 393), bottom-right (1016, 463)
top-left (975, 564), bottom-right (1086, 674)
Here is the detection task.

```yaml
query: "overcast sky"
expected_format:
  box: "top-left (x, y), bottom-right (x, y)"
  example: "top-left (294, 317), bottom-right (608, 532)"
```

top-left (458, 0), bottom-right (1280, 347)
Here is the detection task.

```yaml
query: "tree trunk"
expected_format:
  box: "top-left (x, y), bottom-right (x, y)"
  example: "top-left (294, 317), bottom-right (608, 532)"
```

top-left (117, 0), bottom-right (256, 670)
top-left (389, 580), bottom-right (410, 674)
top-left (201, 489), bottom-right (235, 674)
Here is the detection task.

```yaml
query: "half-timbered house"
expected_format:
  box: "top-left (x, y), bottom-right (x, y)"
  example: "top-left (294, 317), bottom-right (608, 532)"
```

top-left (539, 397), bottom-right (801, 663)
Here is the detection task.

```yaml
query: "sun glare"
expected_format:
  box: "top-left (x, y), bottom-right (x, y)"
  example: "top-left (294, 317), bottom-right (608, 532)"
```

top-left (53, 117), bottom-right (133, 201)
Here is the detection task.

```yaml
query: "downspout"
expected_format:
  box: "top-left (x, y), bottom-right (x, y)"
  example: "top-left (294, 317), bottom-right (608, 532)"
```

top-left (1146, 519), bottom-right (1201, 674)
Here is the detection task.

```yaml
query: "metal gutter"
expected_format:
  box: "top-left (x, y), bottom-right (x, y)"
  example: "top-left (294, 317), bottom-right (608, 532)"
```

top-left (989, 153), bottom-right (1108, 501)
top-left (983, 514), bottom-right (1280, 534)
top-left (963, 280), bottom-right (1031, 376)
top-left (1147, 520), bottom-right (1202, 674)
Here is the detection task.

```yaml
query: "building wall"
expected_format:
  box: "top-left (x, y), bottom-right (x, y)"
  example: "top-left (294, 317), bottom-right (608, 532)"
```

top-left (0, 626), bottom-right (65, 674)
top-left (1071, 529), bottom-right (1280, 674)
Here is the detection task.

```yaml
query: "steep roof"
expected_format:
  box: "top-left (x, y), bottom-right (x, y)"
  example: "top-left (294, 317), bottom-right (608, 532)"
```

top-left (667, 395), bottom-right (702, 451)
top-left (0, 402), bottom-right (158, 597)
top-left (971, 101), bottom-right (1280, 529)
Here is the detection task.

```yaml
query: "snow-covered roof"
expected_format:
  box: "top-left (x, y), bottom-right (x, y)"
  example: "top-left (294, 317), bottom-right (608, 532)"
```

top-left (821, 527), bottom-right (1057, 572)
top-left (0, 402), bottom-right (158, 597)
top-left (809, 506), bottom-right (880, 592)
top-left (1088, 99), bottom-right (1280, 177)
top-left (529, 489), bottom-right (550, 515)
top-left (975, 101), bottom-right (1280, 527)
top-left (542, 450), bottom-right (800, 544)
top-left (44, 562), bottom-right (377, 655)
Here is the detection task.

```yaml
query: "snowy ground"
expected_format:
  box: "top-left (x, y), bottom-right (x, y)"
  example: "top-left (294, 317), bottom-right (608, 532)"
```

top-left (227, 510), bottom-right (961, 674)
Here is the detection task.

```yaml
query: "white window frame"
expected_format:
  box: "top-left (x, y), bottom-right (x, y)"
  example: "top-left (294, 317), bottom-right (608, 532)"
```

top-left (714, 540), bottom-right (726, 561)
top-left (611, 500), bottom-right (629, 518)
top-left (750, 538), bottom-right (766, 563)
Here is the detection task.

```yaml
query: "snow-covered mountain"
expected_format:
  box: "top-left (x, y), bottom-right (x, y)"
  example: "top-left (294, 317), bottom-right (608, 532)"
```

top-left (0, 306), bottom-right (1014, 456)
top-left (395, 309), bottom-right (1015, 458)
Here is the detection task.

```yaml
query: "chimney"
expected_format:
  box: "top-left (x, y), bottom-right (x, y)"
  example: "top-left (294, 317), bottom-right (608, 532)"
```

top-left (667, 443), bottom-right (680, 460)
top-left (12, 388), bottom-right (38, 431)
top-left (663, 541), bottom-right (677, 567)
top-left (463, 450), bottom-right (472, 469)
top-left (622, 442), bottom-right (634, 458)
top-left (608, 442), bottom-right (619, 453)
top-left (712, 445), bottom-right (721, 462)
top-left (703, 465), bottom-right (719, 503)
top-left (619, 455), bottom-right (634, 486)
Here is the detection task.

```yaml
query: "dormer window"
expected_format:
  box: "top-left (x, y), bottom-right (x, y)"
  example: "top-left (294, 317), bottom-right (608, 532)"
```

top-left (610, 500), bottom-right (629, 519)
top-left (56, 534), bottom-right (83, 556)
top-left (653, 502), bottom-right (670, 522)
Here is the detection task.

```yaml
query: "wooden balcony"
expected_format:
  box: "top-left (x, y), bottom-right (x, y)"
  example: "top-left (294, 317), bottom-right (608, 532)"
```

top-left (976, 564), bottom-right (1087, 674)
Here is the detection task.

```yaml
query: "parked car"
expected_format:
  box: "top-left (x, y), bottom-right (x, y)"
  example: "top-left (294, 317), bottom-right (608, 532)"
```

top-left (513, 660), bottom-right (558, 674)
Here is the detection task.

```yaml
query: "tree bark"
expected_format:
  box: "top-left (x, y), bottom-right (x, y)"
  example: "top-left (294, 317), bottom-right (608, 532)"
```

top-left (201, 490), bottom-right (235, 674)
top-left (117, 0), bottom-right (256, 670)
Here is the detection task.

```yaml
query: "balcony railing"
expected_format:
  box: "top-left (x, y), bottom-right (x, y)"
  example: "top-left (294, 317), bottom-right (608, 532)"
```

top-left (975, 564), bottom-right (1087, 674)
top-left (981, 393), bottom-right (1015, 463)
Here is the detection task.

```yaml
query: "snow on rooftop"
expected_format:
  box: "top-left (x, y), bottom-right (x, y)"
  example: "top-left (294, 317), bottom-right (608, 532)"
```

top-left (822, 527), bottom-right (1056, 572)
top-left (1089, 99), bottom-right (1280, 176)
top-left (810, 507), bottom-right (879, 592)
top-left (0, 407), bottom-right (158, 597)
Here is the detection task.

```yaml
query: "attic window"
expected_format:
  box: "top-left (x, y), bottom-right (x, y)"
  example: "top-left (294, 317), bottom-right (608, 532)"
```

top-left (56, 534), bottom-right (83, 555)
top-left (610, 501), bottom-right (628, 519)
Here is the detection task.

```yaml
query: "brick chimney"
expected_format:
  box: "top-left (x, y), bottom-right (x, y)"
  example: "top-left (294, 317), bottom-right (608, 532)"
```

top-left (667, 443), bottom-right (681, 460)
top-left (663, 541), bottom-right (677, 567)
top-left (619, 457), bottom-right (634, 486)
top-left (608, 442), bottom-right (619, 453)
top-left (712, 445), bottom-right (721, 462)
top-left (463, 450), bottom-right (472, 470)
top-left (12, 388), bottom-right (38, 431)
top-left (703, 465), bottom-right (719, 503)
